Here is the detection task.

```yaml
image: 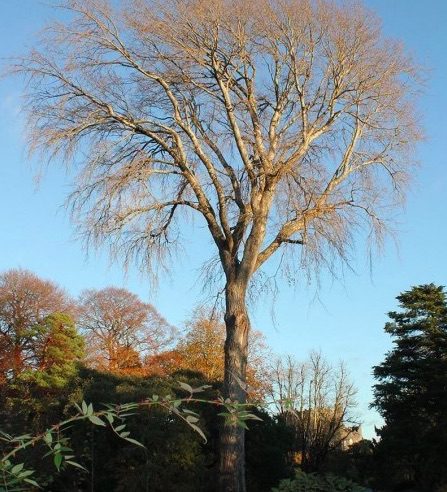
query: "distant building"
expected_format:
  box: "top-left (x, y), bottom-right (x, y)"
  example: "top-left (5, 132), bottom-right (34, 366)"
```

top-left (339, 425), bottom-right (363, 450)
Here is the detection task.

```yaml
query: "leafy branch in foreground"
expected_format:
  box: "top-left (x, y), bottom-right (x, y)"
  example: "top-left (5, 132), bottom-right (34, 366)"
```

top-left (0, 383), bottom-right (260, 491)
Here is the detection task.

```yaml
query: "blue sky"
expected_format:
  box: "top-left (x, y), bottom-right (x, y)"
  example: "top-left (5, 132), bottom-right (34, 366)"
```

top-left (1, 1), bottom-right (446, 438)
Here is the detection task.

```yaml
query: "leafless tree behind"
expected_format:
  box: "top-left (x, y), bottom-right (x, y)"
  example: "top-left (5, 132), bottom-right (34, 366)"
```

top-left (269, 351), bottom-right (358, 472)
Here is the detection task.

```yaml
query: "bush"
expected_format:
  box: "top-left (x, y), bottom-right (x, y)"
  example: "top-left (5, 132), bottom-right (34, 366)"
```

top-left (272, 470), bottom-right (368, 492)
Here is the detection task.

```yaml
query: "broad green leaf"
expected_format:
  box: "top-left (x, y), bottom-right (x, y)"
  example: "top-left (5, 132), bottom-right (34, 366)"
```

top-left (18, 470), bottom-right (34, 478)
top-left (24, 478), bottom-right (40, 487)
top-left (182, 409), bottom-right (199, 416)
top-left (88, 416), bottom-right (106, 427)
top-left (12, 434), bottom-right (31, 441)
top-left (124, 437), bottom-right (145, 448)
top-left (194, 385), bottom-right (212, 392)
top-left (188, 423), bottom-right (207, 443)
top-left (11, 463), bottom-right (24, 474)
top-left (66, 460), bottom-right (87, 471)
top-left (81, 401), bottom-right (88, 415)
top-left (178, 381), bottom-right (193, 393)
top-left (54, 453), bottom-right (63, 471)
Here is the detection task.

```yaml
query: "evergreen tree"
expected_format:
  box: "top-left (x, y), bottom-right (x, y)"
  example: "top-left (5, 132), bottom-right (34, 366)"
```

top-left (0, 269), bottom-right (73, 380)
top-left (22, 313), bottom-right (85, 389)
top-left (372, 284), bottom-right (447, 491)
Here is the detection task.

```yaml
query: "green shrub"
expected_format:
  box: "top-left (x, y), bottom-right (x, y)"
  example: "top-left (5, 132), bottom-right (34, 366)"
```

top-left (272, 470), bottom-right (368, 492)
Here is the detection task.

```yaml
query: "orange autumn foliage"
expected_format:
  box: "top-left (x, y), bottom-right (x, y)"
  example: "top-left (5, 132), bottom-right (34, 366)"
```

top-left (0, 269), bottom-right (74, 381)
top-left (172, 310), bottom-right (271, 401)
top-left (78, 287), bottom-right (177, 375)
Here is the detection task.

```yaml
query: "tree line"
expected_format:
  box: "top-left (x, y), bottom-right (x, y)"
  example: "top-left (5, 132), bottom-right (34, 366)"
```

top-left (2, 269), bottom-right (447, 491)
top-left (0, 268), bottom-right (365, 491)
top-left (0, 269), bottom-right (269, 396)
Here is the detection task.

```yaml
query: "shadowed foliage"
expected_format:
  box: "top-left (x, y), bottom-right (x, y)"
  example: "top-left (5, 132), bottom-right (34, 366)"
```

top-left (372, 284), bottom-right (447, 492)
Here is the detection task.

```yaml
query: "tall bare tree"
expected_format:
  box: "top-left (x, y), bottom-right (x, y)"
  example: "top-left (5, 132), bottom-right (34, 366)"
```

top-left (15, 0), bottom-right (421, 489)
top-left (269, 352), bottom-right (358, 472)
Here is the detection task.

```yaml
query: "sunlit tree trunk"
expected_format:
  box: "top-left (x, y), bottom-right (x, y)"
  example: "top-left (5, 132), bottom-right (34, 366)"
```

top-left (219, 279), bottom-right (250, 492)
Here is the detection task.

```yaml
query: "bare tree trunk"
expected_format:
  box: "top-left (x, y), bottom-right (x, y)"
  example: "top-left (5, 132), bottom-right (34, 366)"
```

top-left (219, 279), bottom-right (250, 492)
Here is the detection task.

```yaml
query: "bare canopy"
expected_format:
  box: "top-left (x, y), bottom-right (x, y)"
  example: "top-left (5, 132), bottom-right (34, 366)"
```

top-left (269, 352), bottom-right (358, 473)
top-left (21, 0), bottom-right (420, 278)
top-left (15, 0), bottom-right (422, 489)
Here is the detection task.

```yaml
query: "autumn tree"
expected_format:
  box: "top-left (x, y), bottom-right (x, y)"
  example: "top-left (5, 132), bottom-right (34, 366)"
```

top-left (174, 308), bottom-right (270, 399)
top-left (16, 0), bottom-right (421, 488)
top-left (144, 349), bottom-right (184, 377)
top-left (269, 352), bottom-right (358, 473)
top-left (177, 310), bottom-right (225, 381)
top-left (0, 269), bottom-right (73, 380)
top-left (78, 287), bottom-right (176, 374)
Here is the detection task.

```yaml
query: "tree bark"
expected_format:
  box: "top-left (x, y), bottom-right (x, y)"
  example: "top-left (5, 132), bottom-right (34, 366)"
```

top-left (219, 279), bottom-right (250, 492)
